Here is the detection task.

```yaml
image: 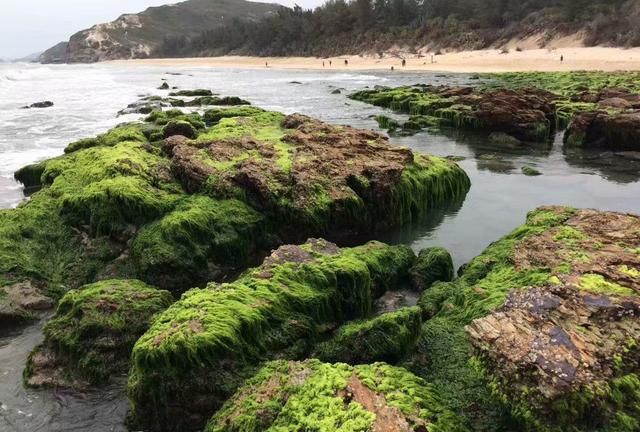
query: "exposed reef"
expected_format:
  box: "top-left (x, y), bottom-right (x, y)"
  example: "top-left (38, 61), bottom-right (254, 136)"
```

top-left (5, 102), bottom-right (469, 297)
top-left (352, 72), bottom-right (640, 151)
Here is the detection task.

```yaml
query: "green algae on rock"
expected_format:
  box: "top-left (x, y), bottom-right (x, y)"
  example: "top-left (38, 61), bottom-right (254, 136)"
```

top-left (404, 206), bottom-right (640, 432)
top-left (25, 279), bottom-right (172, 388)
top-left (206, 359), bottom-right (467, 432)
top-left (409, 247), bottom-right (455, 290)
top-left (354, 72), bottom-right (640, 151)
top-left (127, 239), bottom-right (416, 431)
top-left (351, 85), bottom-right (557, 142)
top-left (314, 306), bottom-right (422, 365)
top-left (6, 105), bottom-right (468, 296)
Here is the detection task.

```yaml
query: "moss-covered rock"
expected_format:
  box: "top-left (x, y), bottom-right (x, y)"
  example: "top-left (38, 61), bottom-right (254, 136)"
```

top-left (314, 306), bottom-right (422, 365)
top-left (354, 72), bottom-right (640, 150)
top-left (521, 165), bottom-right (542, 176)
top-left (127, 239), bottom-right (416, 431)
top-left (168, 89), bottom-right (213, 97)
top-left (206, 359), bottom-right (467, 432)
top-left (5, 105), bottom-right (468, 297)
top-left (64, 123), bottom-right (147, 154)
top-left (409, 246), bottom-right (455, 290)
top-left (351, 85), bottom-right (557, 142)
top-left (25, 279), bottom-right (172, 388)
top-left (404, 206), bottom-right (640, 431)
top-left (162, 119), bottom-right (197, 139)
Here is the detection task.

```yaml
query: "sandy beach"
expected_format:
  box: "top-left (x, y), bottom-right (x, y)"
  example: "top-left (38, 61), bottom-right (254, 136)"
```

top-left (111, 47), bottom-right (640, 73)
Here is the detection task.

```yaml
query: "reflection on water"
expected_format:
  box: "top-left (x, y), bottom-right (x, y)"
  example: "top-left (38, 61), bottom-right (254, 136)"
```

top-left (0, 320), bottom-right (128, 432)
top-left (1, 63), bottom-right (640, 431)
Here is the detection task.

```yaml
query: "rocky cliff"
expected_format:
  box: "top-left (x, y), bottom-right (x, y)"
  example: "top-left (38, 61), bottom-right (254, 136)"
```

top-left (39, 0), bottom-right (281, 63)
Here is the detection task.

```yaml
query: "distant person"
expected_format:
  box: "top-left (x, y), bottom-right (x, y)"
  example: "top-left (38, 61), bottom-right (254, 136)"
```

top-left (322, 61), bottom-right (325, 67)
top-left (391, 66), bottom-right (395, 71)
top-left (329, 60), bottom-right (332, 67)
top-left (560, 55), bottom-right (564, 62)
top-left (431, 55), bottom-right (434, 64)
top-left (344, 59), bottom-right (348, 66)
top-left (265, 61), bottom-right (268, 68)
top-left (402, 59), bottom-right (406, 67)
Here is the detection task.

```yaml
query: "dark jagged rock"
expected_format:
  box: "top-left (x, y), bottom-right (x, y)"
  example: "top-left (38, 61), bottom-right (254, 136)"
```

top-left (22, 101), bottom-right (54, 109)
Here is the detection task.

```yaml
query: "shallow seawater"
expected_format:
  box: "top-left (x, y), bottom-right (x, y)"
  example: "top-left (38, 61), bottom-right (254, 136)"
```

top-left (1, 62), bottom-right (639, 431)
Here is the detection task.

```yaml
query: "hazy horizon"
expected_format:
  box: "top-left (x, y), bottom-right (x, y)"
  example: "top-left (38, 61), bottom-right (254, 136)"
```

top-left (0, 0), bottom-right (324, 59)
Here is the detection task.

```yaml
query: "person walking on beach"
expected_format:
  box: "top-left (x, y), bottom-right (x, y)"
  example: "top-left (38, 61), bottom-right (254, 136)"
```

top-left (402, 59), bottom-right (406, 67)
top-left (344, 59), bottom-right (348, 66)
top-left (322, 61), bottom-right (325, 67)
top-left (329, 60), bottom-right (332, 67)
top-left (265, 61), bottom-right (268, 68)
top-left (560, 55), bottom-right (564, 62)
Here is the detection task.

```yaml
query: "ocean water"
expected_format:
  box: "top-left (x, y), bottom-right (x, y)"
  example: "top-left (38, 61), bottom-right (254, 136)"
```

top-left (1, 62), bottom-right (639, 431)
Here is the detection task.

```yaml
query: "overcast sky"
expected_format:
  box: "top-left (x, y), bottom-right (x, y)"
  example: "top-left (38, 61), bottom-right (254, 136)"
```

top-left (0, 0), bottom-right (324, 59)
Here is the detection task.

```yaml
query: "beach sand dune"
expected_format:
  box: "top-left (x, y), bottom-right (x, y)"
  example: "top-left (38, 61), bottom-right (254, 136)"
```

top-left (112, 47), bottom-right (640, 73)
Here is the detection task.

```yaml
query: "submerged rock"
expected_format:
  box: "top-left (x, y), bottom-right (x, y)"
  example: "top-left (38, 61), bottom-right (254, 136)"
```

top-left (404, 206), bottom-right (640, 431)
top-left (25, 279), bottom-right (172, 388)
top-left (127, 240), bottom-right (416, 431)
top-left (206, 359), bottom-right (466, 432)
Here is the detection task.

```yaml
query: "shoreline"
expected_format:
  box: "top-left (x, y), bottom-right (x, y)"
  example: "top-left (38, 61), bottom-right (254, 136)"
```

top-left (108, 47), bottom-right (640, 73)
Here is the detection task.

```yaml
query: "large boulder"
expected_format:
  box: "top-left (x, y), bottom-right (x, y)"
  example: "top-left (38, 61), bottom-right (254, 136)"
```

top-left (565, 111), bottom-right (640, 150)
top-left (351, 85), bottom-right (558, 142)
top-left (206, 359), bottom-right (467, 432)
top-left (127, 239), bottom-right (416, 431)
top-left (5, 105), bottom-right (468, 297)
top-left (405, 206), bottom-right (640, 431)
top-left (25, 279), bottom-right (172, 388)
